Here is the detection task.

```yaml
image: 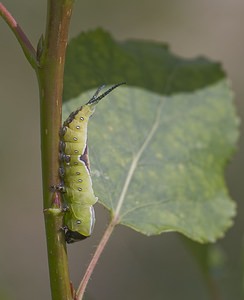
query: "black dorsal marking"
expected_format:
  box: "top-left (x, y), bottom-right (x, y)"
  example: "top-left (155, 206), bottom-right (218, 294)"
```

top-left (79, 145), bottom-right (90, 171)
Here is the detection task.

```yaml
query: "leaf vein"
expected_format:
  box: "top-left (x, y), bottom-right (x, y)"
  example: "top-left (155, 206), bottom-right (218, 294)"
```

top-left (114, 99), bottom-right (165, 220)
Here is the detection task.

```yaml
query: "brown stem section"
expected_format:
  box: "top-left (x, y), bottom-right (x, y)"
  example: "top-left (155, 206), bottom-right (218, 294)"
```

top-left (76, 217), bottom-right (118, 300)
top-left (37, 1), bottom-right (74, 299)
top-left (0, 2), bottom-right (37, 68)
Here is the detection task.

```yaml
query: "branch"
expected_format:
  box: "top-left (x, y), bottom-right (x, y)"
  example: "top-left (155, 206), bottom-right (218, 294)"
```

top-left (0, 2), bottom-right (37, 68)
top-left (76, 218), bottom-right (118, 300)
top-left (37, 0), bottom-right (74, 299)
top-left (1, 1), bottom-right (74, 299)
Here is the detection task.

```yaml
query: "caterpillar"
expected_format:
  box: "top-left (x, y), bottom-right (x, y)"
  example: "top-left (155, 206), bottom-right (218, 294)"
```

top-left (59, 83), bottom-right (125, 243)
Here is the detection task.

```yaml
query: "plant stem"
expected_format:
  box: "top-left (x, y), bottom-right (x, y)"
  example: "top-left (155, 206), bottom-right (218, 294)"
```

top-left (0, 2), bottom-right (37, 68)
top-left (206, 276), bottom-right (223, 300)
top-left (37, 0), bottom-right (74, 299)
top-left (76, 217), bottom-right (118, 300)
top-left (1, 1), bottom-right (74, 298)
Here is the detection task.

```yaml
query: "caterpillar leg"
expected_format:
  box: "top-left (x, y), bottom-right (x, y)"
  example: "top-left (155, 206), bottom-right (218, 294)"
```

top-left (61, 225), bottom-right (68, 231)
top-left (62, 205), bottom-right (69, 212)
top-left (50, 183), bottom-right (65, 193)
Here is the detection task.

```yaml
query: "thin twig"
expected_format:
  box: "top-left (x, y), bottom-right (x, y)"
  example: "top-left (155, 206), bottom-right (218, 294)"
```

top-left (0, 2), bottom-right (37, 68)
top-left (76, 218), bottom-right (117, 299)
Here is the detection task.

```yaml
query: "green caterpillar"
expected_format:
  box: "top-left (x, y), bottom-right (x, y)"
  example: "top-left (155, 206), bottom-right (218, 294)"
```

top-left (60, 83), bottom-right (125, 243)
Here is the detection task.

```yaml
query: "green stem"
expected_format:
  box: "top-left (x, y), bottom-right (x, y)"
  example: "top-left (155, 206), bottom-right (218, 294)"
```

top-left (36, 0), bottom-right (74, 299)
top-left (0, 2), bottom-right (37, 68)
top-left (43, 196), bottom-right (72, 300)
top-left (0, 1), bottom-right (74, 298)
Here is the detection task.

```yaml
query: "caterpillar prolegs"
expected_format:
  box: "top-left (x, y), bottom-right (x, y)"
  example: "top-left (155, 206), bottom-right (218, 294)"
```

top-left (59, 83), bottom-right (125, 243)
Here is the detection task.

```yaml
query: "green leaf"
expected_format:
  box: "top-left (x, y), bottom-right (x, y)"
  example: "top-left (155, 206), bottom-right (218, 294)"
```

top-left (64, 28), bottom-right (225, 101)
top-left (63, 80), bottom-right (239, 243)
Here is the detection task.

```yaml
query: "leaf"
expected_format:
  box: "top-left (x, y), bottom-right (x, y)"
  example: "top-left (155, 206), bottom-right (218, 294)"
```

top-left (63, 29), bottom-right (239, 243)
top-left (64, 28), bottom-right (225, 101)
top-left (63, 80), bottom-right (239, 243)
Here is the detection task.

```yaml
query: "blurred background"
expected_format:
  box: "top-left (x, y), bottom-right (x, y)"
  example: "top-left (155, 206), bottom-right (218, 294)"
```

top-left (0, 1), bottom-right (243, 299)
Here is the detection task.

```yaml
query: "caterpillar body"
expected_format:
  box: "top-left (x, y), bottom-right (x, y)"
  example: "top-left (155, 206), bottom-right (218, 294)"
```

top-left (60, 83), bottom-right (125, 243)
